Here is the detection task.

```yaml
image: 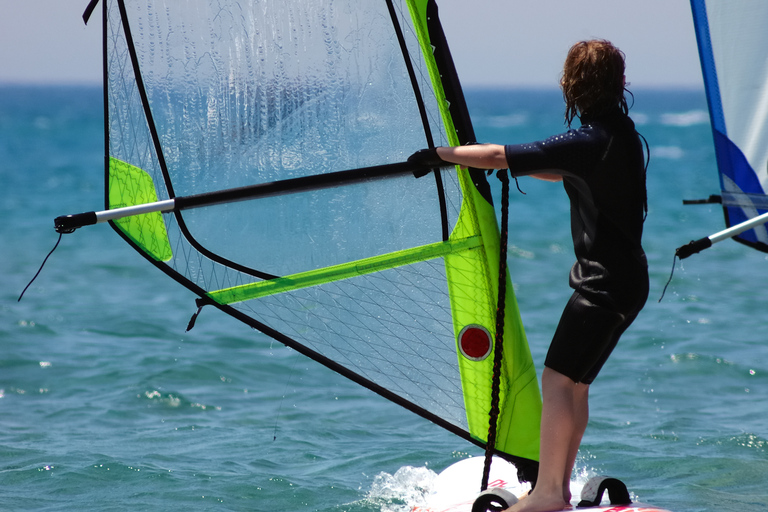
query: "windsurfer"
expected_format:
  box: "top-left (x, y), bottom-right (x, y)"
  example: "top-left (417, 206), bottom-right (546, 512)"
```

top-left (409, 39), bottom-right (648, 512)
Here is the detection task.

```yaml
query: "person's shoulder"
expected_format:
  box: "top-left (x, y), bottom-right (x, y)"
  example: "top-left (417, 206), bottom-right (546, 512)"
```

top-left (568, 120), bottom-right (610, 147)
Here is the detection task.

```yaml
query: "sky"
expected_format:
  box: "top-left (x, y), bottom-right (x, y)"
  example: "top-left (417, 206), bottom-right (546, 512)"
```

top-left (0, 0), bottom-right (703, 89)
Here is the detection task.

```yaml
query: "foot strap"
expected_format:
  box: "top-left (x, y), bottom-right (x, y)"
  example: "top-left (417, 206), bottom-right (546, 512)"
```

top-left (577, 476), bottom-right (631, 508)
top-left (472, 488), bottom-right (519, 512)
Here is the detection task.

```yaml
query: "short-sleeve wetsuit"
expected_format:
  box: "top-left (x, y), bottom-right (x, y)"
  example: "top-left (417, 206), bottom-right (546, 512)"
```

top-left (504, 107), bottom-right (648, 384)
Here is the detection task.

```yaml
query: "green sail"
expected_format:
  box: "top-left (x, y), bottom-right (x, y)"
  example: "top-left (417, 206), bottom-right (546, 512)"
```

top-left (102, 0), bottom-right (540, 471)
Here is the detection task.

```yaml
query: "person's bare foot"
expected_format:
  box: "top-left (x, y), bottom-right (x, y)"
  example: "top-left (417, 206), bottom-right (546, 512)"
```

top-left (503, 489), bottom-right (570, 512)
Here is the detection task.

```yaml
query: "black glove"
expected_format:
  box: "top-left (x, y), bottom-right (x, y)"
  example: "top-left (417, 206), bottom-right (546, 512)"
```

top-left (408, 148), bottom-right (445, 177)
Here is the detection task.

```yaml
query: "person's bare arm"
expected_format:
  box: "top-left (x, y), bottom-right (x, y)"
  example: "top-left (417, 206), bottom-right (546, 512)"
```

top-left (436, 144), bottom-right (563, 182)
top-left (435, 144), bottom-right (507, 170)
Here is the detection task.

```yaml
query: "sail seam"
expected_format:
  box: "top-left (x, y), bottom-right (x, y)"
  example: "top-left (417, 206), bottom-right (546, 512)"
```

top-left (208, 236), bottom-right (482, 304)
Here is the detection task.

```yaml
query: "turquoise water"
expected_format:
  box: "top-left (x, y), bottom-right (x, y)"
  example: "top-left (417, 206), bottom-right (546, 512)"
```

top-left (3, 85), bottom-right (768, 511)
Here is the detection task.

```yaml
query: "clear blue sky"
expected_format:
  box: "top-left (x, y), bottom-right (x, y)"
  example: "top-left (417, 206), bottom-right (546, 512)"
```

top-left (0, 0), bottom-right (703, 88)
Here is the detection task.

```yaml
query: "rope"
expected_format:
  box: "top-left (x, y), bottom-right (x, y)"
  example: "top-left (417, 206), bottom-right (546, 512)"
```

top-left (18, 232), bottom-right (64, 302)
top-left (481, 169), bottom-right (511, 491)
top-left (658, 253), bottom-right (678, 303)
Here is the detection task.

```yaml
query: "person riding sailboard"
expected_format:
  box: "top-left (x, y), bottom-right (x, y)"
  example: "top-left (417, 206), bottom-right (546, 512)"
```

top-left (411, 39), bottom-right (649, 512)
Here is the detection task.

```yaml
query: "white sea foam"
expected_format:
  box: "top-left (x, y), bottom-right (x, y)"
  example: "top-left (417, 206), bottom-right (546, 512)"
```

top-left (366, 465), bottom-right (437, 512)
top-left (366, 461), bottom-right (615, 511)
top-left (631, 112), bottom-right (650, 126)
top-left (484, 113), bottom-right (529, 129)
top-left (652, 146), bottom-right (685, 159)
top-left (660, 110), bottom-right (710, 126)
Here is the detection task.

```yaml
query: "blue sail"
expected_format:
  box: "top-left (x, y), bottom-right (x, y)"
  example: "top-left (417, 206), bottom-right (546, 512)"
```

top-left (690, 0), bottom-right (768, 252)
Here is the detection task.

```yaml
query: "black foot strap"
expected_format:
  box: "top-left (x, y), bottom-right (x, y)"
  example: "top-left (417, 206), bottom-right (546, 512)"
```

top-left (577, 476), bottom-right (631, 508)
top-left (472, 488), bottom-right (518, 512)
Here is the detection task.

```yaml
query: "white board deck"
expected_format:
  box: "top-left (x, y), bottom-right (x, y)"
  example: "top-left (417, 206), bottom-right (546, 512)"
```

top-left (411, 457), bottom-right (672, 512)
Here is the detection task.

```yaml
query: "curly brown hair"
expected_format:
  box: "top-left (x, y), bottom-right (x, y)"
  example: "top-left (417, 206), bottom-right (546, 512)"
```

top-left (561, 40), bottom-right (628, 126)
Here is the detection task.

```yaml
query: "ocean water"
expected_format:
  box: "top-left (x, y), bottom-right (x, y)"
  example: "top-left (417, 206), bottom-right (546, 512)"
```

top-left (3, 84), bottom-right (768, 512)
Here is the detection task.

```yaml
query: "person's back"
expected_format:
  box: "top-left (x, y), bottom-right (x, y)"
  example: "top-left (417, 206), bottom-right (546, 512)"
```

top-left (562, 109), bottom-right (647, 305)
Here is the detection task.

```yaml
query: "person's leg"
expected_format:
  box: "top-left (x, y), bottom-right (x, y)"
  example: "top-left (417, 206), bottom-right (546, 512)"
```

top-left (506, 367), bottom-right (577, 512)
top-left (562, 382), bottom-right (589, 503)
top-left (514, 289), bottom-right (631, 511)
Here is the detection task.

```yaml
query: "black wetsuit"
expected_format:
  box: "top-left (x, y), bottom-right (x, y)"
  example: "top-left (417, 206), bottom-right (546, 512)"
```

top-left (504, 107), bottom-right (648, 384)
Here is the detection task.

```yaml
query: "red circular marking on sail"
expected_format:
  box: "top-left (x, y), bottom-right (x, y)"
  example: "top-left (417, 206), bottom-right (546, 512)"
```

top-left (458, 325), bottom-right (492, 361)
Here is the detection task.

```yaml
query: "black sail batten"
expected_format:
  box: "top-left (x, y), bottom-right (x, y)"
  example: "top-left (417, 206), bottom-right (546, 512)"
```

top-left (83, 0), bottom-right (100, 24)
top-left (114, 0), bottom-right (174, 199)
top-left (386, 0), bottom-right (450, 241)
top-left (385, 0), bottom-right (436, 151)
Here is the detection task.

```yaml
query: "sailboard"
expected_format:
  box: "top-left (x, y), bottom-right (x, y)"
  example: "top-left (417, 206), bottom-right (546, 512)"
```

top-left (413, 457), bottom-right (672, 512)
top-left (677, 0), bottom-right (768, 258)
top-left (60, 0), bottom-right (542, 487)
